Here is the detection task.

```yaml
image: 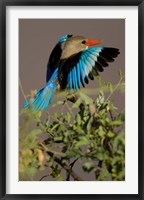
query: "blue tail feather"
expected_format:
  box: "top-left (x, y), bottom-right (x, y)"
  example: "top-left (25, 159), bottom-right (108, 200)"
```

top-left (24, 68), bottom-right (58, 111)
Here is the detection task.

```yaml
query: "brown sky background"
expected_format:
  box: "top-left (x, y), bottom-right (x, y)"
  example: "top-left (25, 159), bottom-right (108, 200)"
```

top-left (19, 19), bottom-right (125, 181)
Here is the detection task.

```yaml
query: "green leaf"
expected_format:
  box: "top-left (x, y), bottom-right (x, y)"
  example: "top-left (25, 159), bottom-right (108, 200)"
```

top-left (107, 82), bottom-right (113, 94)
top-left (96, 92), bottom-right (105, 107)
top-left (51, 124), bottom-right (59, 131)
top-left (25, 129), bottom-right (42, 146)
top-left (83, 162), bottom-right (94, 172)
top-left (33, 111), bottom-right (42, 119)
top-left (72, 97), bottom-right (82, 108)
top-left (98, 126), bottom-right (106, 137)
top-left (19, 108), bottom-right (27, 116)
top-left (118, 69), bottom-right (123, 79)
top-left (86, 117), bottom-right (93, 131)
top-left (113, 131), bottom-right (125, 149)
top-left (96, 153), bottom-right (104, 161)
top-left (64, 112), bottom-right (71, 123)
top-left (75, 136), bottom-right (89, 148)
top-left (107, 131), bottom-right (115, 138)
top-left (79, 92), bottom-right (93, 105)
top-left (97, 169), bottom-right (110, 181)
top-left (54, 111), bottom-right (59, 118)
top-left (54, 136), bottom-right (63, 142)
top-left (52, 100), bottom-right (64, 107)
top-left (118, 113), bottom-right (125, 121)
top-left (28, 129), bottom-right (42, 138)
top-left (108, 100), bottom-right (117, 111)
top-left (76, 113), bottom-right (81, 125)
top-left (111, 120), bottom-right (123, 126)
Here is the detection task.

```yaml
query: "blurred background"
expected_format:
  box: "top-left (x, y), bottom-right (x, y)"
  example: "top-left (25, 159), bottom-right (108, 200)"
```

top-left (19, 19), bottom-right (125, 181)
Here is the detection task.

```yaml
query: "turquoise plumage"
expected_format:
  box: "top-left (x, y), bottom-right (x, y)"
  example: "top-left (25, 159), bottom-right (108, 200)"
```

top-left (76, 63), bottom-right (81, 88)
top-left (24, 68), bottom-right (58, 111)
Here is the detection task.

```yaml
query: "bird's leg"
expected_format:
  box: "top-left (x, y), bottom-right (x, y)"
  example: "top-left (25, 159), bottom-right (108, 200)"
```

top-left (56, 83), bottom-right (61, 91)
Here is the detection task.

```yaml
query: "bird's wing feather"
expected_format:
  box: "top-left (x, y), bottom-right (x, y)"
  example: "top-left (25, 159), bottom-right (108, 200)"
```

top-left (58, 47), bottom-right (120, 91)
top-left (46, 43), bottom-right (62, 82)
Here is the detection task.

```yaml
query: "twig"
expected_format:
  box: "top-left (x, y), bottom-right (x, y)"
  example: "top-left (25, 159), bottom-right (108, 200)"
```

top-left (19, 78), bottom-right (27, 101)
top-left (39, 175), bottom-right (49, 181)
top-left (61, 98), bottom-right (75, 118)
top-left (50, 115), bottom-right (70, 129)
top-left (95, 161), bottom-right (102, 180)
top-left (40, 142), bottom-right (65, 156)
top-left (40, 143), bottom-right (83, 181)
top-left (48, 152), bottom-right (83, 181)
top-left (66, 158), bottom-right (78, 181)
top-left (65, 102), bottom-right (75, 118)
top-left (106, 75), bottom-right (125, 101)
top-left (109, 110), bottom-right (114, 121)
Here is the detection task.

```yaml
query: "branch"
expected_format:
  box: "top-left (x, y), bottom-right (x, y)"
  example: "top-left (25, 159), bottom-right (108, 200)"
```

top-left (95, 161), bottom-right (103, 180)
top-left (106, 75), bottom-right (125, 101)
top-left (19, 78), bottom-right (27, 101)
top-left (66, 94), bottom-right (78, 103)
top-left (39, 143), bottom-right (83, 181)
top-left (66, 94), bottom-right (85, 112)
top-left (48, 151), bottom-right (83, 181)
top-left (66, 158), bottom-right (78, 181)
top-left (39, 175), bottom-right (49, 181)
top-left (109, 110), bottom-right (114, 121)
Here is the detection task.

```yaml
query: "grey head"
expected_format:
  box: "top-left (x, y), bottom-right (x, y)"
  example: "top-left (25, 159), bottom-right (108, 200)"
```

top-left (61, 36), bottom-right (88, 59)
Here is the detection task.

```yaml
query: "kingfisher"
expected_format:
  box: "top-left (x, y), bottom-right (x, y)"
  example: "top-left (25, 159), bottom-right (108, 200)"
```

top-left (24, 34), bottom-right (120, 111)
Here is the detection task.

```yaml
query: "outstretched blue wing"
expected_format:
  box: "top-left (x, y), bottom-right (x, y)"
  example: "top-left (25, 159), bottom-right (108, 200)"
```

top-left (66, 47), bottom-right (120, 91)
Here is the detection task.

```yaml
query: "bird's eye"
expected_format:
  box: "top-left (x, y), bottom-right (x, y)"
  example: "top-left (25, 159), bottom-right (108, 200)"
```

top-left (82, 40), bottom-right (86, 44)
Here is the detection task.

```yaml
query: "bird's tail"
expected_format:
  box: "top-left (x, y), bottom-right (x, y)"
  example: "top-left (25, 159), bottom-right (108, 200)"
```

top-left (24, 68), bottom-right (58, 111)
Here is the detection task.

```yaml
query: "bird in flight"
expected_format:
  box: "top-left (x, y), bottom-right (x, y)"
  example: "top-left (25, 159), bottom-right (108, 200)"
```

top-left (24, 34), bottom-right (120, 111)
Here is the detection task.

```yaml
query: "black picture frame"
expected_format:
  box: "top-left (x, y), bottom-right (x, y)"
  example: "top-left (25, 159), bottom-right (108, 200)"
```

top-left (0, 0), bottom-right (143, 199)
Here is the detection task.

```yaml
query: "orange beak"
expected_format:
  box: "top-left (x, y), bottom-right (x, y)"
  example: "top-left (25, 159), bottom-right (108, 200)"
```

top-left (85, 39), bottom-right (102, 46)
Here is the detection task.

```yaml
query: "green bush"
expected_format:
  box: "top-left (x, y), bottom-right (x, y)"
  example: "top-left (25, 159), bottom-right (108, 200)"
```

top-left (19, 70), bottom-right (125, 181)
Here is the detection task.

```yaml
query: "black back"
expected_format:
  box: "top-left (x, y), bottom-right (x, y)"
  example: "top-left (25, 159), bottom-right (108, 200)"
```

top-left (46, 43), bottom-right (62, 82)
